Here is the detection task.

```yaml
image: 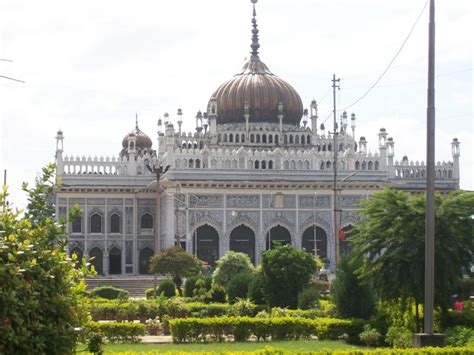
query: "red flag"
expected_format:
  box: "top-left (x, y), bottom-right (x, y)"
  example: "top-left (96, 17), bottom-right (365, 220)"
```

top-left (338, 229), bottom-right (346, 241)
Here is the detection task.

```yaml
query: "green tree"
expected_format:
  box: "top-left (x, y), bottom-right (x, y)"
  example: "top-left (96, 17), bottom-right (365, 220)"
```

top-left (212, 251), bottom-right (255, 289)
top-left (149, 247), bottom-right (202, 295)
top-left (331, 255), bottom-right (375, 319)
top-left (261, 244), bottom-right (316, 308)
top-left (351, 188), bottom-right (474, 331)
top-left (0, 164), bottom-right (90, 355)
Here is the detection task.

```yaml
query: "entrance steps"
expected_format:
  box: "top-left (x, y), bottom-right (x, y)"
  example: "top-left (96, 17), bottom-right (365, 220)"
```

top-left (85, 275), bottom-right (166, 298)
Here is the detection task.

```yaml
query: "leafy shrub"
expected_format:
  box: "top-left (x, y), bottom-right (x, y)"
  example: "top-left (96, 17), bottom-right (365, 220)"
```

top-left (204, 285), bottom-right (227, 303)
top-left (170, 316), bottom-right (360, 343)
top-left (445, 326), bottom-right (474, 347)
top-left (0, 165), bottom-right (91, 355)
top-left (331, 256), bottom-right (375, 319)
top-left (230, 299), bottom-right (257, 317)
top-left (359, 325), bottom-right (381, 347)
top-left (87, 332), bottom-right (104, 355)
top-left (247, 271), bottom-right (266, 305)
top-left (157, 278), bottom-right (177, 298)
top-left (227, 272), bottom-right (254, 303)
top-left (86, 321), bottom-right (145, 343)
top-left (184, 275), bottom-right (201, 297)
top-left (297, 286), bottom-right (320, 310)
top-left (90, 286), bottom-right (129, 300)
top-left (385, 325), bottom-right (413, 348)
top-left (261, 244), bottom-right (316, 308)
top-left (443, 308), bottom-right (474, 328)
top-left (213, 251), bottom-right (255, 289)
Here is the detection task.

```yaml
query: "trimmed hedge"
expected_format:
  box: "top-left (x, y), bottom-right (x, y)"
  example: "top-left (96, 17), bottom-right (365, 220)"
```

top-left (89, 286), bottom-right (129, 300)
top-left (90, 347), bottom-right (474, 354)
top-left (170, 317), bottom-right (364, 343)
top-left (86, 321), bottom-right (145, 343)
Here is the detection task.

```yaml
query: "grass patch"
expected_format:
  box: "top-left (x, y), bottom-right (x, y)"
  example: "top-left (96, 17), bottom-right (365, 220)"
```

top-left (78, 340), bottom-right (357, 354)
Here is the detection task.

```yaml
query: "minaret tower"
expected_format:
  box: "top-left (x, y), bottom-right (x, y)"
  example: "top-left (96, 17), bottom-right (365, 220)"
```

top-left (55, 129), bottom-right (64, 174)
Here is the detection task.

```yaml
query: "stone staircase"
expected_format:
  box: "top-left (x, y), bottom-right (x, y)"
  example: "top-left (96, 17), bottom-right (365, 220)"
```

top-left (86, 276), bottom-right (166, 298)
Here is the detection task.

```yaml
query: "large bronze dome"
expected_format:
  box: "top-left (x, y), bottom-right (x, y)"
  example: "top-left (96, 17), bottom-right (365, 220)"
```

top-left (209, 0), bottom-right (303, 127)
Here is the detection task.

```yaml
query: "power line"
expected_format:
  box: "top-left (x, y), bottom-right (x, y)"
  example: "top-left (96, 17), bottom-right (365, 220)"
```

top-left (340, 0), bottom-right (429, 112)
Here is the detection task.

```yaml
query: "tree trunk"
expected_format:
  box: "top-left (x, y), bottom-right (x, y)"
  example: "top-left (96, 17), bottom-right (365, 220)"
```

top-left (173, 275), bottom-right (183, 296)
top-left (415, 300), bottom-right (420, 333)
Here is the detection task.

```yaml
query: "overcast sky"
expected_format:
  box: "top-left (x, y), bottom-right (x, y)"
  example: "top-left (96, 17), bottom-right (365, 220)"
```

top-left (0, 0), bottom-right (472, 209)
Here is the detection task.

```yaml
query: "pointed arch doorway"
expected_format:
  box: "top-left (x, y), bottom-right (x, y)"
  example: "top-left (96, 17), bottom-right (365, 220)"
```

top-left (229, 224), bottom-right (256, 264)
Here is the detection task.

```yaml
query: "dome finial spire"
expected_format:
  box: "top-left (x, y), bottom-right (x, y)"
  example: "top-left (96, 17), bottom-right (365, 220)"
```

top-left (250, 0), bottom-right (260, 60)
top-left (135, 113), bottom-right (139, 130)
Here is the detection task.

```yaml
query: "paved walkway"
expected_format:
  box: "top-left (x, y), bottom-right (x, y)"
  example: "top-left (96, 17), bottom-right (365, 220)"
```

top-left (141, 335), bottom-right (173, 344)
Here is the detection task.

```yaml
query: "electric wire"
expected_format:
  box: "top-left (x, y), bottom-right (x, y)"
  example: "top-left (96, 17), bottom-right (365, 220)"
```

top-left (340, 0), bottom-right (429, 112)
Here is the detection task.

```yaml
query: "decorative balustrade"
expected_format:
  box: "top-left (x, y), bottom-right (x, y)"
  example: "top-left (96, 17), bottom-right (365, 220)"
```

top-left (393, 160), bottom-right (455, 180)
top-left (61, 155), bottom-right (154, 176)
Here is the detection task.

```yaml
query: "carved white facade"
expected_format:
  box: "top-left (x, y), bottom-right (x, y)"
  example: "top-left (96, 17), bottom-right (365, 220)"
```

top-left (54, 2), bottom-right (460, 275)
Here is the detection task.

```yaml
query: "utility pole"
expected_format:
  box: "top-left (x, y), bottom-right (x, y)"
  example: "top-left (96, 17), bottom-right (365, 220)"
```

top-left (414, 0), bottom-right (444, 347)
top-left (332, 74), bottom-right (341, 266)
top-left (425, 0), bottom-right (436, 336)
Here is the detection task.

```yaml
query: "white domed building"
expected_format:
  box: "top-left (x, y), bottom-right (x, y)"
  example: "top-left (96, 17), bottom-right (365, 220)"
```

top-left (54, 1), bottom-right (460, 276)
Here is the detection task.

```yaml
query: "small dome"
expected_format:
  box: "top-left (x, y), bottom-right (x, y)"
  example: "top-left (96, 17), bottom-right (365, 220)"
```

top-left (122, 124), bottom-right (152, 149)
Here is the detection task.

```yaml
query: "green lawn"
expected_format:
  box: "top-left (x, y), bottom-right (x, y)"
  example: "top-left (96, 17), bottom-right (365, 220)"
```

top-left (78, 340), bottom-right (359, 354)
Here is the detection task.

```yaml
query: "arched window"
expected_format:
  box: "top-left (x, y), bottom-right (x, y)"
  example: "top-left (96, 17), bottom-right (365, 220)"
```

top-left (256, 134), bottom-right (261, 143)
top-left (284, 161), bottom-right (289, 169)
top-left (235, 134), bottom-right (239, 143)
top-left (284, 135), bottom-right (288, 144)
top-left (241, 134), bottom-right (245, 143)
top-left (295, 135), bottom-right (300, 144)
top-left (196, 159), bottom-right (201, 168)
top-left (275, 135), bottom-right (279, 144)
top-left (268, 161), bottom-right (273, 169)
top-left (199, 141), bottom-right (204, 149)
top-left (90, 213), bottom-right (102, 233)
top-left (269, 135), bottom-right (273, 143)
top-left (326, 161), bottom-right (331, 169)
top-left (289, 135), bottom-right (294, 144)
top-left (320, 161), bottom-right (325, 170)
top-left (355, 161), bottom-right (360, 170)
top-left (290, 160), bottom-right (296, 169)
top-left (110, 213), bottom-right (120, 233)
top-left (307, 135), bottom-right (311, 144)
top-left (448, 170), bottom-right (453, 178)
top-left (301, 135), bottom-right (305, 144)
top-left (72, 215), bottom-right (82, 233)
top-left (255, 160), bottom-right (260, 169)
top-left (250, 134), bottom-right (255, 143)
top-left (189, 159), bottom-right (194, 168)
top-left (328, 143), bottom-right (332, 151)
top-left (229, 134), bottom-right (233, 143)
top-left (223, 134), bottom-right (228, 143)
top-left (322, 143), bottom-right (326, 151)
top-left (262, 134), bottom-right (267, 143)
top-left (141, 213), bottom-right (153, 229)
top-left (261, 160), bottom-right (266, 169)
top-left (374, 161), bottom-right (379, 170)
top-left (368, 161), bottom-right (373, 170)
top-left (230, 225), bottom-right (256, 264)
top-left (362, 161), bottom-right (367, 170)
